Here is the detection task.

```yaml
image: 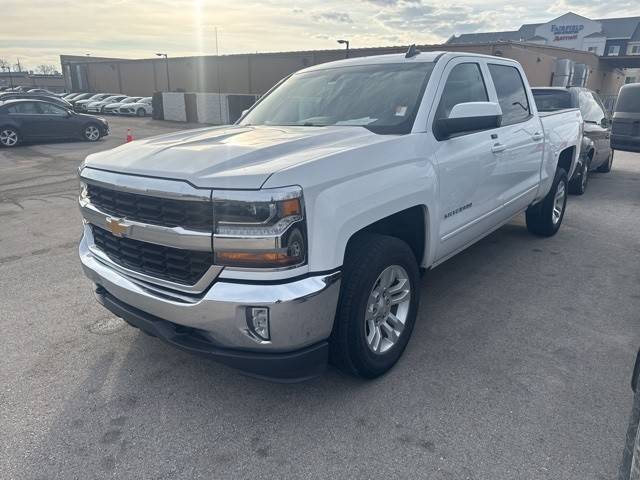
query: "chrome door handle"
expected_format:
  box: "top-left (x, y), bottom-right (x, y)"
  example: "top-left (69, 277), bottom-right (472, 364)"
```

top-left (532, 132), bottom-right (543, 141)
top-left (491, 143), bottom-right (507, 153)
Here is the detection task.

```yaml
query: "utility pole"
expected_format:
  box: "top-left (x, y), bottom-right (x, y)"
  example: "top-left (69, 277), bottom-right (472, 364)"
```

top-left (215, 27), bottom-right (224, 123)
top-left (155, 53), bottom-right (170, 91)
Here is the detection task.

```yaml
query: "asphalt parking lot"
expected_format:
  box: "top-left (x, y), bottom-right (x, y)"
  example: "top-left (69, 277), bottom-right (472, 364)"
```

top-left (1, 115), bottom-right (639, 479)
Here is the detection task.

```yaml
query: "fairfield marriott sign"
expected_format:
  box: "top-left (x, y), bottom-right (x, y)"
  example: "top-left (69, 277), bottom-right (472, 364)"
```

top-left (551, 24), bottom-right (584, 41)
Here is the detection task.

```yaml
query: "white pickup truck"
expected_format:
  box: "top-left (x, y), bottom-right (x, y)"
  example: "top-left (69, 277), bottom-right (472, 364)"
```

top-left (78, 50), bottom-right (582, 381)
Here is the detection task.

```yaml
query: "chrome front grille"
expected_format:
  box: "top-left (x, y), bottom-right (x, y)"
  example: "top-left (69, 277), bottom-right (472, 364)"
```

top-left (86, 183), bottom-right (213, 231)
top-left (80, 168), bottom-right (218, 291)
top-left (91, 226), bottom-right (214, 285)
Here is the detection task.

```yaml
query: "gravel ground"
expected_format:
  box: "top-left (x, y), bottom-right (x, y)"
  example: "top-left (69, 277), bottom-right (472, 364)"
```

top-left (1, 116), bottom-right (639, 479)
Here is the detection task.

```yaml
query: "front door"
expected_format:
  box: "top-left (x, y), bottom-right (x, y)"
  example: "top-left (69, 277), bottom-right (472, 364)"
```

top-left (35, 103), bottom-right (77, 139)
top-left (431, 59), bottom-right (505, 261)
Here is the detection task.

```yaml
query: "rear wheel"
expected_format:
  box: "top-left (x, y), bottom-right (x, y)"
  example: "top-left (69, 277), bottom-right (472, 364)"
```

top-left (136, 108), bottom-right (145, 117)
top-left (330, 234), bottom-right (420, 378)
top-left (597, 150), bottom-right (614, 173)
top-left (83, 124), bottom-right (101, 142)
top-left (0, 127), bottom-right (20, 147)
top-left (526, 168), bottom-right (568, 237)
top-left (569, 154), bottom-right (590, 195)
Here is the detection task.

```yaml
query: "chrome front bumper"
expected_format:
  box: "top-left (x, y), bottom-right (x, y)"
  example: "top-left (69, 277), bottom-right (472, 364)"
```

top-left (79, 226), bottom-right (341, 353)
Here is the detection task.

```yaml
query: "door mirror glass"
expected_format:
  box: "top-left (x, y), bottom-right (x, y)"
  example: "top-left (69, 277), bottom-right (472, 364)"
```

top-left (434, 102), bottom-right (502, 140)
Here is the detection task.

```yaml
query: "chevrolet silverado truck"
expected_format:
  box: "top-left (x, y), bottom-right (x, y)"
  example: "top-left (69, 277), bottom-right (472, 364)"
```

top-left (78, 50), bottom-right (582, 381)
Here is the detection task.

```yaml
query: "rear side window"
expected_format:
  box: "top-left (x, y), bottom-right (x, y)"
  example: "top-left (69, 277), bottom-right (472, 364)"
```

top-left (488, 64), bottom-right (531, 126)
top-left (6, 102), bottom-right (39, 114)
top-left (435, 63), bottom-right (488, 119)
top-left (615, 85), bottom-right (640, 113)
top-left (532, 90), bottom-right (572, 112)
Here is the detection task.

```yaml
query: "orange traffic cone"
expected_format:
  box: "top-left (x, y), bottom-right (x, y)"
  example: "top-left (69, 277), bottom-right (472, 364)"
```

top-left (126, 129), bottom-right (134, 143)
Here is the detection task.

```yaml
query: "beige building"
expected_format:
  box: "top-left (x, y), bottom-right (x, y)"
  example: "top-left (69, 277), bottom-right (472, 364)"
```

top-left (60, 40), bottom-right (626, 100)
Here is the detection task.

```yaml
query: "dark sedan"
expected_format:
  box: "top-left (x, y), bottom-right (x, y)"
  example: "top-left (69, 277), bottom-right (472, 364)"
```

top-left (0, 92), bottom-right (73, 110)
top-left (532, 86), bottom-right (613, 195)
top-left (0, 99), bottom-right (109, 147)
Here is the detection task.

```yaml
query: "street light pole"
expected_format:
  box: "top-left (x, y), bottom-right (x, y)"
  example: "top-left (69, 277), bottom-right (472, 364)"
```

top-left (156, 53), bottom-right (170, 92)
top-left (337, 39), bottom-right (350, 59)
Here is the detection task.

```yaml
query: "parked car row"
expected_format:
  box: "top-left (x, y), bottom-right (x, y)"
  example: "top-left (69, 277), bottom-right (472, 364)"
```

top-left (62, 92), bottom-right (153, 116)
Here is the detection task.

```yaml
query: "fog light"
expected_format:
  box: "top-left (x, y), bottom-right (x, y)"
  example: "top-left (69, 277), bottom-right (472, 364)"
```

top-left (246, 307), bottom-right (270, 341)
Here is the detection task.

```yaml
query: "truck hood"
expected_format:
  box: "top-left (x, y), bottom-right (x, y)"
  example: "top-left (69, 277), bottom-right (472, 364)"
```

top-left (83, 125), bottom-right (381, 189)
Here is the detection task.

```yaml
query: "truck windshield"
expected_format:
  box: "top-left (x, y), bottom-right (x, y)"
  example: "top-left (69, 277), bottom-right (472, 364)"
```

top-left (532, 89), bottom-right (573, 112)
top-left (240, 62), bottom-right (435, 134)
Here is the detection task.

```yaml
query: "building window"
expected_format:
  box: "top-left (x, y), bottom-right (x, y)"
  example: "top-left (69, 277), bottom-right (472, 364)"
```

top-left (629, 45), bottom-right (640, 55)
top-left (626, 76), bottom-right (637, 84)
top-left (587, 46), bottom-right (598, 54)
top-left (607, 45), bottom-right (620, 56)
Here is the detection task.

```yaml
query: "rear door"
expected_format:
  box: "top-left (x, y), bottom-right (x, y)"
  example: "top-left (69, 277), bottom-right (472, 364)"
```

top-left (486, 62), bottom-right (543, 216)
top-left (431, 57), bottom-right (505, 260)
top-left (6, 102), bottom-right (45, 139)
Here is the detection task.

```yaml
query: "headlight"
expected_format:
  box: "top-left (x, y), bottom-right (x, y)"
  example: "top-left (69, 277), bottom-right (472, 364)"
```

top-left (213, 186), bottom-right (307, 269)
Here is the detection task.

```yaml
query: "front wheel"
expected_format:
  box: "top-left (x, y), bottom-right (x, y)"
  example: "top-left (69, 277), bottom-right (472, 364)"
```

top-left (330, 234), bottom-right (420, 378)
top-left (136, 108), bottom-right (146, 117)
top-left (83, 124), bottom-right (102, 142)
top-left (526, 168), bottom-right (568, 237)
top-left (0, 127), bottom-right (20, 147)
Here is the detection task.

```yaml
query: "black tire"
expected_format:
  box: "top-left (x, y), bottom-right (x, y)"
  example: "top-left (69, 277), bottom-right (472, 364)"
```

top-left (618, 387), bottom-right (640, 479)
top-left (597, 150), bottom-right (614, 173)
top-left (82, 123), bottom-right (102, 142)
top-left (136, 108), bottom-right (145, 117)
top-left (526, 168), bottom-right (568, 237)
top-left (0, 126), bottom-right (20, 147)
top-left (569, 154), bottom-right (591, 195)
top-left (330, 234), bottom-right (420, 378)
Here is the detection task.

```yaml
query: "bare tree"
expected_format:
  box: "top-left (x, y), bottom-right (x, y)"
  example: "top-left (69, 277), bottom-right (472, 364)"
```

top-left (36, 64), bottom-right (57, 75)
top-left (0, 58), bottom-right (9, 70)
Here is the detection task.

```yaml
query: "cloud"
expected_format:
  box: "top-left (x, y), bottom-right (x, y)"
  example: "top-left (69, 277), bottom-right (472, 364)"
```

top-left (2, 0), bottom-right (640, 70)
top-left (312, 12), bottom-right (354, 24)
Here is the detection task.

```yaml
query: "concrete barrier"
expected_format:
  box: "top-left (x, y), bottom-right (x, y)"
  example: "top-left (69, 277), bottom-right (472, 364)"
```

top-left (162, 93), bottom-right (187, 122)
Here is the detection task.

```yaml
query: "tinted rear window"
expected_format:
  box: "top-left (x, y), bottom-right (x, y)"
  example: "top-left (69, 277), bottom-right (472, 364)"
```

top-left (616, 85), bottom-right (640, 113)
top-left (532, 90), bottom-right (573, 112)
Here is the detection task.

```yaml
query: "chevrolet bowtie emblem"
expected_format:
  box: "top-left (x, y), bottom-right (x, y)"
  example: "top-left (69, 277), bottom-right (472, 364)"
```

top-left (105, 217), bottom-right (129, 237)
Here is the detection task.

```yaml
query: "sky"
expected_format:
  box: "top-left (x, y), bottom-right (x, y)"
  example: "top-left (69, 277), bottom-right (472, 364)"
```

top-left (2, 0), bottom-right (640, 71)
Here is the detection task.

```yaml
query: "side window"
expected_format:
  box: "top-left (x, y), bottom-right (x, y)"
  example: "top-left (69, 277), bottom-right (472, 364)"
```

top-left (7, 102), bottom-right (39, 114)
top-left (435, 63), bottom-right (488, 120)
top-left (38, 103), bottom-right (66, 115)
top-left (488, 64), bottom-right (531, 126)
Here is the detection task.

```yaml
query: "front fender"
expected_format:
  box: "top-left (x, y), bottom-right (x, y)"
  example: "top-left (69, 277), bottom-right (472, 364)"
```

top-left (305, 159), bottom-right (438, 271)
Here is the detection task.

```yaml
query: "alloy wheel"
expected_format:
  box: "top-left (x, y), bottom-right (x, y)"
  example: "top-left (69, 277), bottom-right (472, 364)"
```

top-left (365, 265), bottom-right (411, 354)
top-left (0, 129), bottom-right (18, 147)
top-left (552, 179), bottom-right (566, 225)
top-left (84, 125), bottom-right (100, 141)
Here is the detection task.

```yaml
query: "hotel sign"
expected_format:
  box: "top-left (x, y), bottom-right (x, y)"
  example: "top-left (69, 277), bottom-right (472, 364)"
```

top-left (551, 24), bottom-right (584, 42)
